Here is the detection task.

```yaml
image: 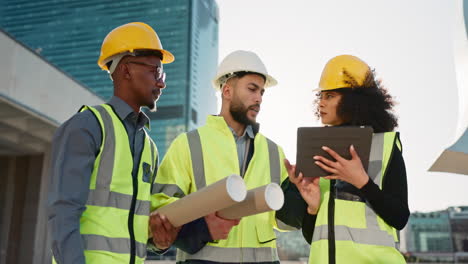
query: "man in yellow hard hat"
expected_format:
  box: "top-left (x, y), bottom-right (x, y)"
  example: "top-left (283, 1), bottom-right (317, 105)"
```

top-left (48, 22), bottom-right (180, 264)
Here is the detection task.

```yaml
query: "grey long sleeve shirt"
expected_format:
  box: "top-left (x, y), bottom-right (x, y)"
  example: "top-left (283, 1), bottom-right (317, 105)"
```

top-left (47, 96), bottom-right (150, 264)
top-left (228, 125), bottom-right (254, 175)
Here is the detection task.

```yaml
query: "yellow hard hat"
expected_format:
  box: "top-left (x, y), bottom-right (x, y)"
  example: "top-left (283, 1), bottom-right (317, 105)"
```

top-left (97, 22), bottom-right (174, 71)
top-left (318, 55), bottom-right (371, 91)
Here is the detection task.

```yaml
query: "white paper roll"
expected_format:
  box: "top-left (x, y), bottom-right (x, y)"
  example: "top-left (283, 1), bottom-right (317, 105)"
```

top-left (155, 174), bottom-right (247, 227)
top-left (217, 183), bottom-right (284, 220)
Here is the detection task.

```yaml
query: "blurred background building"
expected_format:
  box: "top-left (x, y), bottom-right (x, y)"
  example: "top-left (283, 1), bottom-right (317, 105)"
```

top-left (401, 206), bottom-right (468, 263)
top-left (0, 0), bottom-right (219, 157)
top-left (0, 0), bottom-right (218, 263)
top-left (275, 230), bottom-right (309, 261)
top-left (2, 0), bottom-right (468, 263)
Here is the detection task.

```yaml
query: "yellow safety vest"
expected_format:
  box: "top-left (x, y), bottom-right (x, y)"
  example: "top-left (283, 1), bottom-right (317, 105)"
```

top-left (153, 115), bottom-right (289, 263)
top-left (68, 104), bottom-right (157, 264)
top-left (309, 132), bottom-right (406, 264)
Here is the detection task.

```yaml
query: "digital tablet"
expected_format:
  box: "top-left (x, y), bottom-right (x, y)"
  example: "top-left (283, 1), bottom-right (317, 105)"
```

top-left (296, 126), bottom-right (373, 177)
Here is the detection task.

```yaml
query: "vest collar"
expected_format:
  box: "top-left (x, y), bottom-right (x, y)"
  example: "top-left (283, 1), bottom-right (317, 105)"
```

top-left (206, 115), bottom-right (260, 136)
top-left (108, 96), bottom-right (150, 130)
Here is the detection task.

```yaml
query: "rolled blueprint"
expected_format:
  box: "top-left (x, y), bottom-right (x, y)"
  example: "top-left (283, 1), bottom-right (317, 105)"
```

top-left (155, 174), bottom-right (247, 227)
top-left (217, 183), bottom-right (284, 220)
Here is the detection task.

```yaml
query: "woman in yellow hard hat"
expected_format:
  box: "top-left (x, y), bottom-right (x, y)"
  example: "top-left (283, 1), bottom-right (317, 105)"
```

top-left (277, 55), bottom-right (409, 264)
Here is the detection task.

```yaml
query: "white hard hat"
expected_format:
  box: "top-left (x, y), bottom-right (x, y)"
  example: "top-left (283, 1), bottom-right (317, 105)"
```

top-left (212, 50), bottom-right (278, 90)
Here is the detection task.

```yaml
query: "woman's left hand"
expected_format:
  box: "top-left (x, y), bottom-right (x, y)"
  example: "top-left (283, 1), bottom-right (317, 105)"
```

top-left (314, 145), bottom-right (369, 189)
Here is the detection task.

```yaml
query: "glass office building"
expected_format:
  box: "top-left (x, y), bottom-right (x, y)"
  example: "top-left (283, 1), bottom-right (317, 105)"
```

top-left (449, 206), bottom-right (468, 253)
top-left (402, 206), bottom-right (468, 263)
top-left (0, 0), bottom-right (219, 157)
top-left (406, 211), bottom-right (454, 253)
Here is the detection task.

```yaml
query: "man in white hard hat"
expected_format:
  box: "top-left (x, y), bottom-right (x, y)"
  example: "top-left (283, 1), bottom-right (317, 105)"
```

top-left (152, 50), bottom-right (292, 263)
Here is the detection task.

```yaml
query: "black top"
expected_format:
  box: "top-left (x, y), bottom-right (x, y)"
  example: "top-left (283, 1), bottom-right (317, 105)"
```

top-left (276, 140), bottom-right (409, 244)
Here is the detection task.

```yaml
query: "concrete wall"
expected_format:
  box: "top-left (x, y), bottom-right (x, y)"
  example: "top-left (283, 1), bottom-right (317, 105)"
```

top-left (0, 30), bottom-right (104, 264)
top-left (0, 30), bottom-right (103, 125)
top-left (0, 154), bottom-right (51, 264)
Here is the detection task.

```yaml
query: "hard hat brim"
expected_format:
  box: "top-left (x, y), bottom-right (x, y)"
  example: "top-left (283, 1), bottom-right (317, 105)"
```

top-left (212, 72), bottom-right (277, 90)
top-left (160, 49), bottom-right (175, 64)
top-left (313, 86), bottom-right (351, 92)
top-left (98, 48), bottom-right (175, 71)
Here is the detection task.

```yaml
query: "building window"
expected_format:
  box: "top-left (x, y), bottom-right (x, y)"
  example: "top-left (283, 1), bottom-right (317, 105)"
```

top-left (145, 105), bottom-right (184, 120)
top-left (191, 109), bottom-right (197, 124)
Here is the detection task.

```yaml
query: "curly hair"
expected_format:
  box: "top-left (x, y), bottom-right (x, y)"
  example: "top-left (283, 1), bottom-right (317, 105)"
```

top-left (314, 70), bottom-right (399, 133)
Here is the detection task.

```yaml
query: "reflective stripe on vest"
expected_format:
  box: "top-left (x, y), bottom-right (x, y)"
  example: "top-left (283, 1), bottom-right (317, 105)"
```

top-left (368, 133), bottom-right (384, 186)
top-left (93, 105), bottom-right (116, 190)
top-left (86, 190), bottom-right (150, 216)
top-left (176, 245), bottom-right (279, 263)
top-left (266, 138), bottom-right (281, 185)
top-left (152, 183), bottom-right (185, 198)
top-left (186, 129), bottom-right (281, 189)
top-left (187, 129), bottom-right (207, 189)
top-left (311, 225), bottom-right (396, 248)
top-left (149, 132), bottom-right (160, 195)
top-left (82, 234), bottom-right (147, 259)
top-left (312, 132), bottom-right (398, 248)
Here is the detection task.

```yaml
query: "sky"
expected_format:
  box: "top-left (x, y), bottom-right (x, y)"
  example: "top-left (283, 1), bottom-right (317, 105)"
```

top-left (215, 0), bottom-right (468, 213)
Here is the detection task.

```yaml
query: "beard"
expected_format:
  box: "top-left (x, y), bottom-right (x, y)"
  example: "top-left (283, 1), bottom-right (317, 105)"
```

top-left (146, 89), bottom-right (160, 112)
top-left (143, 83), bottom-right (160, 112)
top-left (229, 97), bottom-right (258, 126)
top-left (147, 101), bottom-right (157, 112)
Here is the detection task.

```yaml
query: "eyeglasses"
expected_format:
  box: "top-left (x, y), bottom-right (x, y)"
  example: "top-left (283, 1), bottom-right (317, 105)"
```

top-left (126, 61), bottom-right (166, 83)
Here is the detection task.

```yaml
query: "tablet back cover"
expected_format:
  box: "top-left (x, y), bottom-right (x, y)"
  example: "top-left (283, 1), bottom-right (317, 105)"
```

top-left (296, 127), bottom-right (373, 177)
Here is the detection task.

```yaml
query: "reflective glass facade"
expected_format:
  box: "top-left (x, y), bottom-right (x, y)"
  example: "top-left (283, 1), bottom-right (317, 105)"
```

top-left (464, 0), bottom-right (468, 37)
top-left (407, 211), bottom-right (453, 252)
top-left (449, 207), bottom-right (468, 253)
top-left (403, 207), bottom-right (468, 263)
top-left (0, 0), bottom-right (219, 157)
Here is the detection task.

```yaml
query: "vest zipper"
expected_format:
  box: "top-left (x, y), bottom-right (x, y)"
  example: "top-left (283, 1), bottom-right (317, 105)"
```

top-left (129, 132), bottom-right (145, 264)
top-left (107, 104), bottom-right (141, 264)
top-left (240, 137), bottom-right (252, 262)
top-left (328, 180), bottom-right (336, 264)
top-left (128, 176), bottom-right (138, 264)
top-left (241, 137), bottom-right (251, 177)
top-left (240, 223), bottom-right (244, 263)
